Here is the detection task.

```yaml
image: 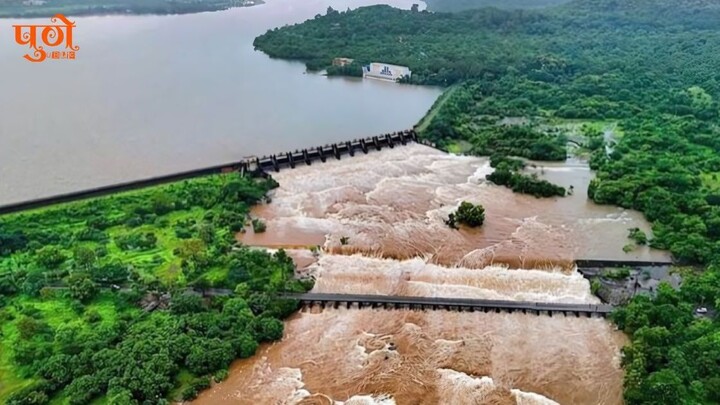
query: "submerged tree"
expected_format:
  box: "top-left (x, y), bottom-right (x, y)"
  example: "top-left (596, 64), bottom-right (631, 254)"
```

top-left (448, 201), bottom-right (485, 228)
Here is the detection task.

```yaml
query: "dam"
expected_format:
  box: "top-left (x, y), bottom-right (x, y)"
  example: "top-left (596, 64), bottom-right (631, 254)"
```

top-left (0, 129), bottom-right (423, 215)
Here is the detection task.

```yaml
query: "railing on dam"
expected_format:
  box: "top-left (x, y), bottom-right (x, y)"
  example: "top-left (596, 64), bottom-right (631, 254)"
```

top-left (279, 293), bottom-right (614, 317)
top-left (0, 129), bottom-right (421, 215)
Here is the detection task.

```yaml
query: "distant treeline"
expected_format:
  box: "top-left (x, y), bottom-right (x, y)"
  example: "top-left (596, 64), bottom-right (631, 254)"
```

top-left (424, 0), bottom-right (573, 12)
top-left (0, 0), bottom-right (261, 18)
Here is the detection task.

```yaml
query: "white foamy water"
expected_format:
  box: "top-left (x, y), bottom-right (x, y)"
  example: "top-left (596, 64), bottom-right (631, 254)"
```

top-left (244, 143), bottom-right (669, 265)
top-left (309, 254), bottom-right (600, 304)
top-left (436, 369), bottom-right (559, 405)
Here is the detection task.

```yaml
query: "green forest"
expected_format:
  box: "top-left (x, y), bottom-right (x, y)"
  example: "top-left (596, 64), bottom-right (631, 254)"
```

top-left (423, 0), bottom-right (572, 12)
top-left (253, 1), bottom-right (720, 403)
top-left (0, 173), bottom-right (311, 404)
top-left (0, 0), bottom-right (260, 18)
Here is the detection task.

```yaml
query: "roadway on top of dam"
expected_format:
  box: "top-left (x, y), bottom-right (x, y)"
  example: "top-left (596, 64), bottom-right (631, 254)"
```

top-left (280, 292), bottom-right (615, 317)
top-left (0, 130), bottom-right (420, 215)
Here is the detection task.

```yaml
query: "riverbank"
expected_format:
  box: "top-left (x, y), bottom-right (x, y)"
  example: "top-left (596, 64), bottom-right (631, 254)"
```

top-left (0, 0), bottom-right (262, 19)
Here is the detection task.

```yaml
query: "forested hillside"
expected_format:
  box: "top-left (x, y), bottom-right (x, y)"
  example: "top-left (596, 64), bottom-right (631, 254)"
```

top-left (253, 1), bottom-right (720, 403)
top-left (0, 174), bottom-right (310, 404)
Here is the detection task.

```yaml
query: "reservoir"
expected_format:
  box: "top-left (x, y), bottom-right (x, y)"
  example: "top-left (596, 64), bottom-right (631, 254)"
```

top-left (0, 0), bottom-right (441, 205)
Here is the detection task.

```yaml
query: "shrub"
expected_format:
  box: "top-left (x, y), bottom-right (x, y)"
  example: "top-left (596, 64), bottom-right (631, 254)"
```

top-left (214, 369), bottom-right (229, 383)
top-left (628, 227), bottom-right (648, 245)
top-left (251, 219), bottom-right (266, 233)
top-left (450, 201), bottom-right (485, 227)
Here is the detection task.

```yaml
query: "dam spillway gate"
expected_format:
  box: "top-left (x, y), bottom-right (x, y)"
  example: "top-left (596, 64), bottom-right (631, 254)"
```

top-left (255, 130), bottom-right (420, 172)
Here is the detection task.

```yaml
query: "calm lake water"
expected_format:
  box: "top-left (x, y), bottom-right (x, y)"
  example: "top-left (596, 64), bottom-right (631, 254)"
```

top-left (0, 0), bottom-right (442, 205)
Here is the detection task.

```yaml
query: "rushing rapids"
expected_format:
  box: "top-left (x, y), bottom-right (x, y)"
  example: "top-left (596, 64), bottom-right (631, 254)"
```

top-left (194, 143), bottom-right (665, 404)
top-left (241, 143), bottom-right (669, 267)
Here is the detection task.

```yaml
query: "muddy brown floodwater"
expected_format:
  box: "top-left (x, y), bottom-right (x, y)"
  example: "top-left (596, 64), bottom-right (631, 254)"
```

top-left (195, 144), bottom-right (665, 404)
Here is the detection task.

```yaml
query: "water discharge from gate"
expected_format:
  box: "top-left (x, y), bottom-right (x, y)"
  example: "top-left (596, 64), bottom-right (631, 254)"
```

top-left (194, 144), bottom-right (665, 404)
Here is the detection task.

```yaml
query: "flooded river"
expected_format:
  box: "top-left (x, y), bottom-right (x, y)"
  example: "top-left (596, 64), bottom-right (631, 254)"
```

top-left (194, 144), bottom-right (668, 404)
top-left (0, 0), bottom-right (441, 205)
top-left (242, 143), bottom-right (669, 264)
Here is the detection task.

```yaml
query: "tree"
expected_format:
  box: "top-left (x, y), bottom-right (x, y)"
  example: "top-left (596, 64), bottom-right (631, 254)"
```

top-left (175, 239), bottom-right (206, 261)
top-left (256, 317), bottom-right (284, 341)
top-left (39, 355), bottom-right (75, 389)
top-left (185, 338), bottom-right (234, 375)
top-left (151, 192), bottom-right (175, 215)
top-left (223, 297), bottom-right (250, 313)
top-left (65, 375), bottom-right (101, 405)
top-left (197, 223), bottom-right (215, 244)
top-left (73, 246), bottom-right (96, 269)
top-left (170, 293), bottom-right (205, 314)
top-left (6, 381), bottom-right (51, 405)
top-left (92, 262), bottom-right (130, 285)
top-left (452, 201), bottom-right (485, 227)
top-left (106, 388), bottom-right (137, 405)
top-left (0, 230), bottom-right (28, 255)
top-left (54, 324), bottom-right (84, 355)
top-left (67, 273), bottom-right (98, 302)
top-left (233, 333), bottom-right (259, 358)
top-left (234, 282), bottom-right (250, 298)
top-left (20, 271), bottom-right (47, 296)
top-left (35, 246), bottom-right (67, 268)
top-left (251, 218), bottom-right (266, 233)
top-left (639, 369), bottom-right (687, 404)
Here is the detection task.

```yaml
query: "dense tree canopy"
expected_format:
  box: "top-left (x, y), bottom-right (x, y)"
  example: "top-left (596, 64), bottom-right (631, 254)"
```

top-left (0, 173), bottom-right (310, 404)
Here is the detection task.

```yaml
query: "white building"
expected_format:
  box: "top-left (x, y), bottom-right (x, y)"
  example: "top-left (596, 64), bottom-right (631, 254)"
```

top-left (362, 62), bottom-right (411, 82)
